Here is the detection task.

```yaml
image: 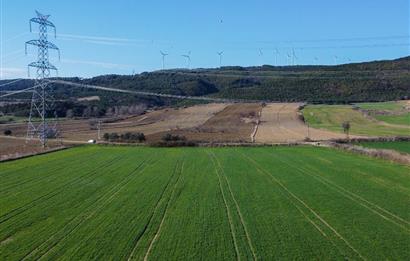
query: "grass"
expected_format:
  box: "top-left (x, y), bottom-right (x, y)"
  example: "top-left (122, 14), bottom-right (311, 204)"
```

top-left (0, 145), bottom-right (409, 260)
top-left (372, 113), bottom-right (410, 126)
top-left (355, 101), bottom-right (406, 111)
top-left (303, 104), bottom-right (410, 136)
top-left (356, 141), bottom-right (410, 154)
top-left (354, 101), bottom-right (410, 126)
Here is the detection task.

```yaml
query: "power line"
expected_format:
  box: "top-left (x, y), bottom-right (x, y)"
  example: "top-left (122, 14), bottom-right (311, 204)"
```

top-left (0, 78), bottom-right (25, 88)
top-left (48, 79), bottom-right (244, 103)
top-left (0, 84), bottom-right (39, 98)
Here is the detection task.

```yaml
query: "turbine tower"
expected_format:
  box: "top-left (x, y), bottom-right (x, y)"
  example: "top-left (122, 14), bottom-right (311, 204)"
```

top-left (286, 53), bottom-right (291, 66)
top-left (217, 51), bottom-right (224, 67)
top-left (274, 48), bottom-right (280, 66)
top-left (181, 51), bottom-right (191, 69)
top-left (25, 11), bottom-right (60, 147)
top-left (292, 48), bottom-right (297, 66)
top-left (160, 51), bottom-right (168, 69)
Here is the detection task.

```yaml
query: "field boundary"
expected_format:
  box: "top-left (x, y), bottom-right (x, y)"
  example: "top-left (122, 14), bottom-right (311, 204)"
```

top-left (0, 145), bottom-right (70, 163)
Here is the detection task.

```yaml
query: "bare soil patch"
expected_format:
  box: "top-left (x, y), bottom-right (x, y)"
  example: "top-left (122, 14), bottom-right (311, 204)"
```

top-left (147, 103), bottom-right (262, 143)
top-left (255, 103), bottom-right (349, 143)
top-left (0, 136), bottom-right (66, 161)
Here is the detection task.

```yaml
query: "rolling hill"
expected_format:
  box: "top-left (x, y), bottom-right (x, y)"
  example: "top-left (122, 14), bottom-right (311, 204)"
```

top-left (1, 56), bottom-right (409, 117)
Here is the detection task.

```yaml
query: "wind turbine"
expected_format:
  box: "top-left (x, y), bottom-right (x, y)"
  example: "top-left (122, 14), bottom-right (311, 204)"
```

top-left (292, 48), bottom-right (298, 66)
top-left (286, 53), bottom-right (292, 66)
top-left (181, 51), bottom-right (191, 69)
top-left (274, 48), bottom-right (280, 66)
top-left (160, 51), bottom-right (168, 69)
top-left (314, 57), bottom-right (319, 65)
top-left (217, 51), bottom-right (224, 67)
top-left (334, 55), bottom-right (338, 65)
top-left (258, 48), bottom-right (264, 65)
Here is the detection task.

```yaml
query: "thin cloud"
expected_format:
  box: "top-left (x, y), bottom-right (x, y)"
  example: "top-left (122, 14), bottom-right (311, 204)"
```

top-left (61, 58), bottom-right (133, 69)
top-left (57, 33), bottom-right (171, 47)
top-left (0, 67), bottom-right (26, 79)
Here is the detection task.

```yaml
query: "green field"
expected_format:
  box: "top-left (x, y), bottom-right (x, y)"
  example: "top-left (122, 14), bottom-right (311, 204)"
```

top-left (356, 141), bottom-right (410, 154)
top-left (354, 101), bottom-right (410, 126)
top-left (1, 146), bottom-right (409, 260)
top-left (303, 104), bottom-right (410, 136)
top-left (355, 101), bottom-right (405, 111)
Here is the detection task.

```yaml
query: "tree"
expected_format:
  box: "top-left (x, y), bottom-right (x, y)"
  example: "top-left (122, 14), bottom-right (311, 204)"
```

top-left (65, 109), bottom-right (74, 118)
top-left (342, 121), bottom-right (351, 140)
top-left (103, 133), bottom-right (110, 141)
top-left (4, 129), bottom-right (12, 136)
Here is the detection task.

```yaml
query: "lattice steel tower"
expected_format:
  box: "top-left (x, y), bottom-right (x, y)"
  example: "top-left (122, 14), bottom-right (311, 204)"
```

top-left (25, 11), bottom-right (60, 147)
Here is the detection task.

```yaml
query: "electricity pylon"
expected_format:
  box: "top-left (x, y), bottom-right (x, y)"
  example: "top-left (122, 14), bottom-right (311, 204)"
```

top-left (25, 11), bottom-right (60, 147)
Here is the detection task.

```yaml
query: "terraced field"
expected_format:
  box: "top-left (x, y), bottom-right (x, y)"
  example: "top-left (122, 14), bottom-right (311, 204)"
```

top-left (1, 146), bottom-right (409, 260)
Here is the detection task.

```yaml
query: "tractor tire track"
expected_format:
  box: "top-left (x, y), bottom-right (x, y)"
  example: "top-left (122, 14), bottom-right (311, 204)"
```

top-left (208, 152), bottom-right (241, 261)
top-left (0, 154), bottom-right (124, 225)
top-left (142, 161), bottom-right (185, 261)
top-left (1, 152), bottom-right (102, 196)
top-left (30, 157), bottom-right (155, 261)
top-left (275, 156), bottom-right (410, 233)
top-left (210, 152), bottom-right (257, 260)
top-left (127, 156), bottom-right (184, 261)
top-left (240, 152), bottom-right (366, 260)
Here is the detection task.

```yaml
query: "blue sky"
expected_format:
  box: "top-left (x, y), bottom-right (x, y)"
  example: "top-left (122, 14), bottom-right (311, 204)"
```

top-left (1, 0), bottom-right (409, 79)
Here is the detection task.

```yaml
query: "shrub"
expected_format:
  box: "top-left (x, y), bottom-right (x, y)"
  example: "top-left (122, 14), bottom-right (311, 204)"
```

top-left (4, 129), bottom-right (12, 136)
top-left (103, 133), bottom-right (110, 141)
top-left (162, 133), bottom-right (186, 142)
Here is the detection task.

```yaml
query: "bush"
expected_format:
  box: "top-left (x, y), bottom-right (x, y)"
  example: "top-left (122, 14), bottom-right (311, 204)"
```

top-left (162, 133), bottom-right (186, 142)
top-left (103, 132), bottom-right (145, 143)
top-left (3, 129), bottom-right (12, 136)
top-left (103, 133), bottom-right (110, 141)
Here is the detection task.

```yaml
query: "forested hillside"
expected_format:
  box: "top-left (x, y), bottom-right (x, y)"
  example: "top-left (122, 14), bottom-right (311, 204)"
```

top-left (1, 57), bottom-right (409, 117)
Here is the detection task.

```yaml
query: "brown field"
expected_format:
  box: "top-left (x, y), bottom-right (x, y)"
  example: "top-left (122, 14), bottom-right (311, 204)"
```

top-left (0, 102), bottom-right (359, 158)
top-left (255, 103), bottom-right (351, 143)
top-left (147, 103), bottom-right (262, 142)
top-left (0, 103), bottom-right (228, 141)
top-left (0, 136), bottom-right (66, 161)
